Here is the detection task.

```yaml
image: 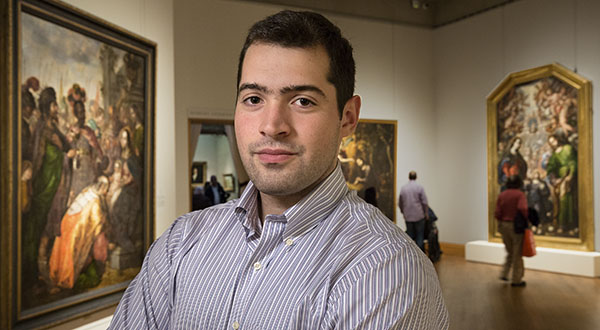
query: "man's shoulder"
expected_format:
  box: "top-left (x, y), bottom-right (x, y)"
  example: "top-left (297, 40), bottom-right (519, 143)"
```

top-left (166, 202), bottom-right (238, 241)
top-left (333, 198), bottom-right (430, 281)
top-left (343, 194), bottom-right (411, 249)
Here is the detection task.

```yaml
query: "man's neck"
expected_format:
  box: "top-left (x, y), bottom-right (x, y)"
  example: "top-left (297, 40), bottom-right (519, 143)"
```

top-left (257, 192), bottom-right (301, 224)
top-left (256, 163), bottom-right (338, 223)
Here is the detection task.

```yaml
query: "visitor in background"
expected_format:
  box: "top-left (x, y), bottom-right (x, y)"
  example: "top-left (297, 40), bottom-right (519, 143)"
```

top-left (204, 175), bottom-right (230, 205)
top-left (398, 170), bottom-right (429, 251)
top-left (494, 174), bottom-right (528, 287)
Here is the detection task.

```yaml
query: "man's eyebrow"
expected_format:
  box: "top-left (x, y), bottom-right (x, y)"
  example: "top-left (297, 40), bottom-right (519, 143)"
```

top-left (238, 83), bottom-right (270, 94)
top-left (280, 85), bottom-right (326, 98)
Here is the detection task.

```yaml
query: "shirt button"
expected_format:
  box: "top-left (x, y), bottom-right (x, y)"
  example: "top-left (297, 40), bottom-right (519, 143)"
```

top-left (232, 321), bottom-right (240, 329)
top-left (253, 262), bottom-right (261, 271)
top-left (285, 238), bottom-right (294, 246)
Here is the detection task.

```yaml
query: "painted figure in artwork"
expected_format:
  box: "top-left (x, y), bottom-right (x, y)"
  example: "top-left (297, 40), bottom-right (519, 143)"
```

top-left (67, 99), bottom-right (106, 205)
top-left (107, 128), bottom-right (143, 265)
top-left (498, 136), bottom-right (527, 189)
top-left (524, 170), bottom-right (553, 234)
top-left (48, 176), bottom-right (110, 291)
top-left (545, 133), bottom-right (577, 235)
top-left (25, 87), bottom-right (76, 285)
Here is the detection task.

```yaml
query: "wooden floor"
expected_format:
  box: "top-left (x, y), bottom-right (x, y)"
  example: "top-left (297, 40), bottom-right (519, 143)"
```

top-left (435, 254), bottom-right (600, 330)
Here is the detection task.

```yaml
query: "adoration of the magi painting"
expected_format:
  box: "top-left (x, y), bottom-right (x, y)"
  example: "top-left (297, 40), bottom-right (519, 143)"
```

top-left (496, 76), bottom-right (579, 238)
top-left (20, 11), bottom-right (148, 312)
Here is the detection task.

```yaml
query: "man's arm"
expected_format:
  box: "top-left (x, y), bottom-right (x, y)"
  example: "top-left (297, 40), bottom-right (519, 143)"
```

top-left (108, 219), bottom-right (184, 329)
top-left (421, 187), bottom-right (430, 220)
top-left (323, 246), bottom-right (449, 329)
top-left (398, 194), bottom-right (404, 214)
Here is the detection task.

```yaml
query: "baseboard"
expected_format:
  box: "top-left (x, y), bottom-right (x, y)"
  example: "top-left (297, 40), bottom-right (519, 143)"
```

top-left (439, 242), bottom-right (465, 257)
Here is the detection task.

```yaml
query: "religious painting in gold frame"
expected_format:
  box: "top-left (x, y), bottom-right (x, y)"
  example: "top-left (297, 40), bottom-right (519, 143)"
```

top-left (487, 63), bottom-right (593, 251)
top-left (338, 119), bottom-right (397, 222)
top-left (1, 0), bottom-right (156, 328)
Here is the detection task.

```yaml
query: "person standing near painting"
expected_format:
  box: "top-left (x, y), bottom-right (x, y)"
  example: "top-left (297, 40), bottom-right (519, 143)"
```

top-left (398, 170), bottom-right (429, 251)
top-left (110, 10), bottom-right (447, 329)
top-left (204, 174), bottom-right (230, 205)
top-left (494, 174), bottom-right (528, 287)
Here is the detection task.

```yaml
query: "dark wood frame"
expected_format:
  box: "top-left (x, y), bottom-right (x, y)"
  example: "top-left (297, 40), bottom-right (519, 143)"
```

top-left (191, 162), bottom-right (207, 185)
top-left (0, 0), bottom-right (156, 328)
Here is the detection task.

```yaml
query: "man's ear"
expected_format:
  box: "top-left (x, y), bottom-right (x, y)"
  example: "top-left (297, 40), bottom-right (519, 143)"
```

top-left (340, 95), bottom-right (361, 137)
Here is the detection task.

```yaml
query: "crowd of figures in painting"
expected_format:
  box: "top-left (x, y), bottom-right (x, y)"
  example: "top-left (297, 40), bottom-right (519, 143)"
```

top-left (20, 12), bottom-right (145, 310)
top-left (497, 76), bottom-right (578, 238)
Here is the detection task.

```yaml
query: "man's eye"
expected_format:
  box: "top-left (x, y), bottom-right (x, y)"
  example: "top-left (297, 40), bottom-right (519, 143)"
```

top-left (244, 96), bottom-right (262, 105)
top-left (294, 98), bottom-right (314, 107)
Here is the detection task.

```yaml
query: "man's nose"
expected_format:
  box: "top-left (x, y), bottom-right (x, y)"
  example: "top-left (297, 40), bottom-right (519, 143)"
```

top-left (259, 102), bottom-right (291, 138)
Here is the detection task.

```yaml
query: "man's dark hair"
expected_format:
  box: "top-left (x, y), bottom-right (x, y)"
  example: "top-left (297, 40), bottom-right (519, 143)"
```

top-left (409, 171), bottom-right (417, 180)
top-left (237, 10), bottom-right (355, 117)
top-left (506, 175), bottom-right (523, 189)
top-left (38, 87), bottom-right (56, 117)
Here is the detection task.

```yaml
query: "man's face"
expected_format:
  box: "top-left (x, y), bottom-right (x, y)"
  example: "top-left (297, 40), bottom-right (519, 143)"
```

top-left (235, 43), bottom-right (357, 197)
top-left (120, 131), bottom-right (128, 149)
top-left (23, 106), bottom-right (33, 119)
top-left (50, 101), bottom-right (59, 120)
top-left (548, 136), bottom-right (558, 149)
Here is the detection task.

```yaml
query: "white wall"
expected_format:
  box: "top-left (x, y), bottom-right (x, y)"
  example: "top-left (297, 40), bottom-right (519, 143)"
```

top-left (434, 0), bottom-right (600, 250)
top-left (173, 0), bottom-right (437, 224)
top-left (63, 0), bottom-right (177, 237)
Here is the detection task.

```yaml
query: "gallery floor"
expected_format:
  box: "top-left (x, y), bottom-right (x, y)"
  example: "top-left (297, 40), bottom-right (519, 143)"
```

top-left (436, 253), bottom-right (600, 330)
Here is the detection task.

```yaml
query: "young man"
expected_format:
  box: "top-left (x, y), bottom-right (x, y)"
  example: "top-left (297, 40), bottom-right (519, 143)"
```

top-left (110, 10), bottom-right (448, 329)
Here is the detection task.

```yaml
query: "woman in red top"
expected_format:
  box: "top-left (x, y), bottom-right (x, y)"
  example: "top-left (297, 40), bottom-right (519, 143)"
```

top-left (494, 175), bottom-right (528, 287)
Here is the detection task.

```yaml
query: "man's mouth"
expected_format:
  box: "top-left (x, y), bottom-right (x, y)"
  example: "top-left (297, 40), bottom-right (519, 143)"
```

top-left (255, 148), bottom-right (297, 164)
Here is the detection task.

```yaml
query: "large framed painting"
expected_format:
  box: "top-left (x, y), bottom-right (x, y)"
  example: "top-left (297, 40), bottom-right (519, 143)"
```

top-left (487, 63), bottom-right (593, 251)
top-left (339, 119), bottom-right (397, 222)
top-left (0, 0), bottom-right (156, 328)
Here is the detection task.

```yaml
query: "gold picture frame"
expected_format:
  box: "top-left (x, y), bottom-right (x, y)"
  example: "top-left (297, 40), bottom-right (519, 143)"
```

top-left (222, 174), bottom-right (235, 192)
top-left (487, 63), bottom-right (594, 251)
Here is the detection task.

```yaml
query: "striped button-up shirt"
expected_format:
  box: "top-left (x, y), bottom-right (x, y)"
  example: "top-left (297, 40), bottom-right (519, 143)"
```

top-left (109, 165), bottom-right (448, 329)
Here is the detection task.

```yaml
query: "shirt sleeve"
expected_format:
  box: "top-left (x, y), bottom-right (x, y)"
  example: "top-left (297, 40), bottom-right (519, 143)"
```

top-left (323, 245), bottom-right (449, 330)
top-left (494, 194), bottom-right (503, 220)
top-left (420, 187), bottom-right (429, 208)
top-left (108, 217), bottom-right (186, 329)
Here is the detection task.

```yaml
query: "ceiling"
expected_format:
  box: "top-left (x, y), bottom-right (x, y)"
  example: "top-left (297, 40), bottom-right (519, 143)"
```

top-left (241, 0), bottom-right (517, 28)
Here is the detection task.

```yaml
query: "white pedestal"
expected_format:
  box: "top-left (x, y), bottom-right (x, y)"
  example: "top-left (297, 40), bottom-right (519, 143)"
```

top-left (465, 240), bottom-right (600, 277)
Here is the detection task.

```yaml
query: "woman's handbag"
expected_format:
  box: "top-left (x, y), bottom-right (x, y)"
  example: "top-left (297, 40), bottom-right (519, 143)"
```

top-left (522, 228), bottom-right (536, 257)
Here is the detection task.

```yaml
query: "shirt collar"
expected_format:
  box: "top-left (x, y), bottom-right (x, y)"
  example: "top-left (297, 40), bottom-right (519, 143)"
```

top-left (234, 163), bottom-right (349, 239)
